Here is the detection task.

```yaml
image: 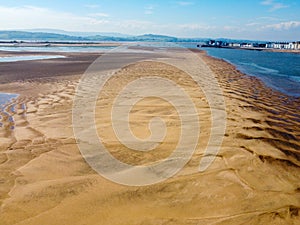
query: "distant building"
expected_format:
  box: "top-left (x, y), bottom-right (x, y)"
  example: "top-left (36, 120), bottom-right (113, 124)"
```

top-left (273, 42), bottom-right (287, 49)
top-left (208, 40), bottom-right (216, 46)
top-left (215, 41), bottom-right (223, 46)
top-left (287, 42), bottom-right (294, 49)
top-left (289, 41), bottom-right (300, 50)
top-left (240, 43), bottom-right (252, 48)
top-left (205, 40), bottom-right (228, 47)
top-left (258, 43), bottom-right (267, 48)
top-left (266, 42), bottom-right (274, 48)
top-left (295, 41), bottom-right (300, 50)
top-left (201, 39), bottom-right (299, 50)
top-left (229, 43), bottom-right (240, 47)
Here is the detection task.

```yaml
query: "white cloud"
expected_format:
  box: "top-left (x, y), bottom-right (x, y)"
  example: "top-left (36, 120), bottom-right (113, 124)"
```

top-left (0, 6), bottom-right (109, 31)
top-left (0, 5), bottom-right (298, 40)
top-left (255, 16), bottom-right (281, 21)
top-left (0, 6), bottom-right (203, 36)
top-left (246, 22), bottom-right (260, 27)
top-left (264, 21), bottom-right (300, 30)
top-left (260, 0), bottom-right (289, 11)
top-left (0, 5), bottom-right (163, 34)
top-left (177, 1), bottom-right (194, 6)
top-left (245, 17), bottom-right (282, 27)
top-left (89, 12), bottom-right (109, 17)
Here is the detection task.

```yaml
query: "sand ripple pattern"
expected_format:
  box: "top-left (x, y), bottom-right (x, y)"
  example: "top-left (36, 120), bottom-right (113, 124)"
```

top-left (73, 44), bottom-right (226, 186)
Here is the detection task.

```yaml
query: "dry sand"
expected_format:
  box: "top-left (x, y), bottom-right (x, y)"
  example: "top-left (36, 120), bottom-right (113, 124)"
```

top-left (0, 48), bottom-right (299, 225)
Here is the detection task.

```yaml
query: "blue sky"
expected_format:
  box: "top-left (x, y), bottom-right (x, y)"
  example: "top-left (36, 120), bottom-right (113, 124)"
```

top-left (0, 0), bottom-right (299, 40)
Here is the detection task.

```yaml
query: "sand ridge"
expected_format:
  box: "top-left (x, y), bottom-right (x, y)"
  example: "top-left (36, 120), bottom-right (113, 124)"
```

top-left (0, 49), bottom-right (299, 224)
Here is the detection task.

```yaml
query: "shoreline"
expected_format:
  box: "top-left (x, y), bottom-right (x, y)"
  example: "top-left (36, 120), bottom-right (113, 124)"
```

top-left (0, 48), bottom-right (299, 224)
top-left (1, 41), bottom-right (300, 54)
top-left (0, 42), bottom-right (121, 47)
top-left (1, 47), bottom-right (300, 99)
top-left (199, 48), bottom-right (300, 98)
top-left (201, 46), bottom-right (300, 54)
top-left (201, 49), bottom-right (300, 101)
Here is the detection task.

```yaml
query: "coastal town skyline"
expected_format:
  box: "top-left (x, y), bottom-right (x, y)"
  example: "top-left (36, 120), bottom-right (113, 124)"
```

top-left (0, 0), bottom-right (299, 41)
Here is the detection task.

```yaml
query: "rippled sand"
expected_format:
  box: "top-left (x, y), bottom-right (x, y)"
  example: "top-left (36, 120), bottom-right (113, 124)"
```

top-left (0, 49), bottom-right (299, 225)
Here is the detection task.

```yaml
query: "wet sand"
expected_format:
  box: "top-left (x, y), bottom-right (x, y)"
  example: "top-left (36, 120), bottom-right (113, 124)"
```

top-left (0, 49), bottom-right (299, 225)
top-left (0, 51), bottom-right (101, 84)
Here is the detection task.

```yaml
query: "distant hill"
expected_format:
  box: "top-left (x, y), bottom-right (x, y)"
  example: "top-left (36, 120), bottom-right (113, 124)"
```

top-left (0, 30), bottom-right (271, 44)
top-left (0, 31), bottom-right (84, 41)
top-left (0, 30), bottom-right (208, 42)
top-left (22, 29), bottom-right (133, 38)
top-left (135, 34), bottom-right (178, 42)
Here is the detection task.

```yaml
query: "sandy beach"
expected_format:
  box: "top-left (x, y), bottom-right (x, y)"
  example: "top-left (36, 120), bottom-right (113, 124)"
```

top-left (0, 47), bottom-right (299, 225)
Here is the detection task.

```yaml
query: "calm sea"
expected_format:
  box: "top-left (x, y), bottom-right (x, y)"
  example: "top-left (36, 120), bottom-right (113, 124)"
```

top-left (202, 47), bottom-right (300, 97)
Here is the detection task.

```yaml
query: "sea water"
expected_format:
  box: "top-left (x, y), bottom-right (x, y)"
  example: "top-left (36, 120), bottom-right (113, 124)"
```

top-left (0, 55), bottom-right (65, 63)
top-left (202, 47), bottom-right (300, 97)
top-left (0, 45), bottom-right (115, 53)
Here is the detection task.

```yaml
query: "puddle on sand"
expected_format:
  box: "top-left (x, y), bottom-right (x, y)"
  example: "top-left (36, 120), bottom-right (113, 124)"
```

top-left (0, 93), bottom-right (19, 108)
top-left (0, 55), bottom-right (65, 63)
top-left (0, 93), bottom-right (19, 130)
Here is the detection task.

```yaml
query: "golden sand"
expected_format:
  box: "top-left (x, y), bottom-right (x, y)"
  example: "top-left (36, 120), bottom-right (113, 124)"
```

top-left (0, 49), bottom-right (299, 225)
